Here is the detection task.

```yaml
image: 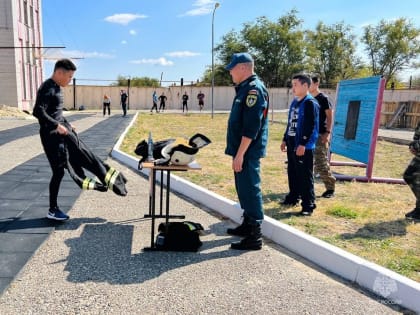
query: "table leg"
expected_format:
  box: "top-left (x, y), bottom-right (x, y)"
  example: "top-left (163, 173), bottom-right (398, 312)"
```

top-left (165, 170), bottom-right (171, 226)
top-left (160, 170), bottom-right (164, 216)
top-left (150, 169), bottom-right (156, 248)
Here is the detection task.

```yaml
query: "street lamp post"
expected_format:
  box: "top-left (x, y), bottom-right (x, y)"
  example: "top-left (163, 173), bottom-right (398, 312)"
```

top-left (211, 2), bottom-right (220, 119)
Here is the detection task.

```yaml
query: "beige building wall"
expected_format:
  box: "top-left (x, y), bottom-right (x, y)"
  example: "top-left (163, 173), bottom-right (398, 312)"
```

top-left (62, 84), bottom-right (419, 112)
top-left (62, 85), bottom-right (332, 112)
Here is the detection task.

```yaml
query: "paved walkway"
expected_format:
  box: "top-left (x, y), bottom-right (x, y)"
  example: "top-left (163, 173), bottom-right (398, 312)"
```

top-left (0, 113), bottom-right (411, 314)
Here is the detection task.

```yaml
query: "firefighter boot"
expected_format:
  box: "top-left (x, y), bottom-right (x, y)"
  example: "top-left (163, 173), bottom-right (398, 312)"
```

top-left (230, 224), bottom-right (262, 250)
top-left (227, 216), bottom-right (252, 237)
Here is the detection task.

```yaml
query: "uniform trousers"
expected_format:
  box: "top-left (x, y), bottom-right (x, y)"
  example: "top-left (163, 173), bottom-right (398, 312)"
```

top-left (40, 129), bottom-right (65, 209)
top-left (314, 136), bottom-right (336, 191)
top-left (234, 158), bottom-right (264, 224)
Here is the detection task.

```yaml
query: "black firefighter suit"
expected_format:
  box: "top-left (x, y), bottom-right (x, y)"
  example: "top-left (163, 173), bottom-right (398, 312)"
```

top-left (60, 123), bottom-right (128, 196)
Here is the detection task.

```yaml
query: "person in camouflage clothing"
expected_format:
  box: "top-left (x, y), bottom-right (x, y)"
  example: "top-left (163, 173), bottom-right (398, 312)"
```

top-left (310, 75), bottom-right (336, 198)
top-left (403, 121), bottom-right (420, 220)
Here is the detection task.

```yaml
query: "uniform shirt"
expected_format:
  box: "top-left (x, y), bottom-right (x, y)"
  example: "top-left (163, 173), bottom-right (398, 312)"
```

top-left (225, 74), bottom-right (269, 160)
top-left (182, 94), bottom-right (189, 102)
top-left (159, 95), bottom-right (167, 103)
top-left (33, 78), bottom-right (66, 131)
top-left (121, 92), bottom-right (128, 104)
top-left (153, 93), bottom-right (158, 103)
top-left (315, 92), bottom-right (332, 134)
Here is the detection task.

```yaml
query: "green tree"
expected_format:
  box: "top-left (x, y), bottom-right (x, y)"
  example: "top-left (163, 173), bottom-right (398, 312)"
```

top-left (361, 18), bottom-right (420, 84)
top-left (211, 10), bottom-right (305, 87)
top-left (242, 12), bottom-right (305, 87)
top-left (306, 22), bottom-right (359, 87)
top-left (200, 64), bottom-right (233, 86)
top-left (113, 75), bottom-right (160, 87)
top-left (206, 30), bottom-right (247, 85)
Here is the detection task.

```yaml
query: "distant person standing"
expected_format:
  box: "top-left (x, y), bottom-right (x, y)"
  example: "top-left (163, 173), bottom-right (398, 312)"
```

top-left (151, 91), bottom-right (158, 113)
top-left (310, 75), bottom-right (336, 198)
top-left (103, 94), bottom-right (111, 116)
top-left (159, 92), bottom-right (167, 112)
top-left (120, 90), bottom-right (128, 116)
top-left (33, 58), bottom-right (77, 221)
top-left (182, 91), bottom-right (189, 113)
top-left (197, 91), bottom-right (205, 111)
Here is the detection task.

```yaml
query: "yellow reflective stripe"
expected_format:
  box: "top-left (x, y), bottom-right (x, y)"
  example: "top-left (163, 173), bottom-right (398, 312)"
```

top-left (82, 178), bottom-right (95, 190)
top-left (184, 222), bottom-right (195, 231)
top-left (108, 170), bottom-right (119, 190)
top-left (82, 178), bottom-right (90, 190)
top-left (105, 167), bottom-right (116, 186)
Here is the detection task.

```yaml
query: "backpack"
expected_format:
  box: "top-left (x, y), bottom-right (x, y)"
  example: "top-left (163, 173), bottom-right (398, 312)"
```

top-left (155, 221), bottom-right (203, 252)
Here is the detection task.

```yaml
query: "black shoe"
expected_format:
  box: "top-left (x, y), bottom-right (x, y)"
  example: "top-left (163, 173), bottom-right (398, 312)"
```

top-left (231, 236), bottom-right (262, 250)
top-left (299, 209), bottom-right (313, 216)
top-left (227, 224), bottom-right (252, 237)
top-left (227, 217), bottom-right (252, 236)
top-left (299, 204), bottom-right (316, 216)
top-left (280, 197), bottom-right (299, 206)
top-left (405, 208), bottom-right (420, 220)
top-left (231, 225), bottom-right (262, 251)
top-left (322, 190), bottom-right (335, 198)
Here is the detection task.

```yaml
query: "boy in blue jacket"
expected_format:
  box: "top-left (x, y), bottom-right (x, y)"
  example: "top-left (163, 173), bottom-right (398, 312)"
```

top-left (281, 74), bottom-right (319, 216)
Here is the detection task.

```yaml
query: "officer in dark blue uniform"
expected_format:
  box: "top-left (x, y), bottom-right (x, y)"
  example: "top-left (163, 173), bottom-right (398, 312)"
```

top-left (225, 52), bottom-right (269, 250)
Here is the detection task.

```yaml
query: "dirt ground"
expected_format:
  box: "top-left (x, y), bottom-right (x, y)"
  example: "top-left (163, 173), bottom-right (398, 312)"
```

top-left (0, 105), bottom-right (32, 119)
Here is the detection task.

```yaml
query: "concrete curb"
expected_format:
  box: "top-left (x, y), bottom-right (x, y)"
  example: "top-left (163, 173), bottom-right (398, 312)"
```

top-left (111, 112), bottom-right (420, 313)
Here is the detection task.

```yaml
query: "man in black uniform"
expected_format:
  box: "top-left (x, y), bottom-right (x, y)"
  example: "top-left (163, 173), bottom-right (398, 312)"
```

top-left (120, 90), bottom-right (128, 116)
top-left (158, 92), bottom-right (167, 112)
top-left (33, 59), bottom-right (77, 221)
top-left (182, 91), bottom-right (189, 113)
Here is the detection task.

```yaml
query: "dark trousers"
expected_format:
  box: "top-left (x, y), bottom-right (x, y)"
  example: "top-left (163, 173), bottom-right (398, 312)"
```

top-left (151, 102), bottom-right (158, 112)
top-left (103, 103), bottom-right (110, 115)
top-left (121, 102), bottom-right (127, 116)
top-left (404, 156), bottom-right (420, 209)
top-left (40, 129), bottom-right (65, 209)
top-left (234, 159), bottom-right (264, 224)
top-left (182, 102), bottom-right (188, 112)
top-left (286, 141), bottom-right (316, 210)
top-left (159, 103), bottom-right (165, 111)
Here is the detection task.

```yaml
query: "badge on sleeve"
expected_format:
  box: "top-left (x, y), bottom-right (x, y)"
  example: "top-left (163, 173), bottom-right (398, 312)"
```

top-left (246, 90), bottom-right (258, 107)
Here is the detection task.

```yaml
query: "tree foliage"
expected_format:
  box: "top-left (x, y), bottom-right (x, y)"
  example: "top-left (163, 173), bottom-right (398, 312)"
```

top-left (362, 18), bottom-right (420, 83)
top-left (200, 64), bottom-right (233, 86)
top-left (113, 75), bottom-right (160, 87)
top-left (210, 10), bottom-right (305, 87)
top-left (306, 22), bottom-right (360, 86)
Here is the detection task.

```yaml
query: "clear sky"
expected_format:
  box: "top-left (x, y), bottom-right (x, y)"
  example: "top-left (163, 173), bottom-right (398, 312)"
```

top-left (41, 0), bottom-right (420, 85)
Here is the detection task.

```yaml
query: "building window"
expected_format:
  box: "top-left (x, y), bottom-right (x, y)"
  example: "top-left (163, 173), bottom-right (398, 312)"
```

top-left (23, 0), bottom-right (29, 26)
top-left (30, 6), bottom-right (34, 28)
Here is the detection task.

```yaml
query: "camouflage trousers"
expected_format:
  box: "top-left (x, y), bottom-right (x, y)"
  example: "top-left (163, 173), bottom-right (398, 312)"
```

top-left (314, 137), bottom-right (336, 191)
top-left (403, 156), bottom-right (420, 209)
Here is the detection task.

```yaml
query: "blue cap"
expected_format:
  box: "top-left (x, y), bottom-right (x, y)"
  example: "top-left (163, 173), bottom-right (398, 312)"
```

top-left (225, 52), bottom-right (253, 70)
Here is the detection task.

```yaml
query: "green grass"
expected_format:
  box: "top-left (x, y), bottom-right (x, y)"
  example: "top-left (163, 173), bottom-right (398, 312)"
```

top-left (326, 206), bottom-right (359, 219)
top-left (121, 112), bottom-right (420, 282)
